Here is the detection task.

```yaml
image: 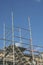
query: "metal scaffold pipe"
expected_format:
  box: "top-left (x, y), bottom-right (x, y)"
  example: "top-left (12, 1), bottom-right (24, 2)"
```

top-left (28, 17), bottom-right (35, 65)
top-left (12, 12), bottom-right (15, 65)
top-left (19, 28), bottom-right (22, 44)
top-left (3, 23), bottom-right (6, 65)
top-left (19, 28), bottom-right (22, 47)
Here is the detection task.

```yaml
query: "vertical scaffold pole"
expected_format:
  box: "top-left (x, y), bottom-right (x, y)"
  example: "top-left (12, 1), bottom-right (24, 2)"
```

top-left (28, 17), bottom-right (34, 64)
top-left (19, 28), bottom-right (22, 46)
top-left (3, 24), bottom-right (6, 65)
top-left (12, 12), bottom-right (15, 65)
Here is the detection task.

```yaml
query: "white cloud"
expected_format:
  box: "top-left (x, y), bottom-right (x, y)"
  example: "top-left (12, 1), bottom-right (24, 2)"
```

top-left (15, 43), bottom-right (22, 47)
top-left (34, 0), bottom-right (41, 2)
top-left (36, 0), bottom-right (41, 2)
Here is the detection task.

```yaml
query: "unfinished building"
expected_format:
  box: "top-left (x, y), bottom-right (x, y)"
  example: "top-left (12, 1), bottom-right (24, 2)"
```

top-left (0, 13), bottom-right (43, 65)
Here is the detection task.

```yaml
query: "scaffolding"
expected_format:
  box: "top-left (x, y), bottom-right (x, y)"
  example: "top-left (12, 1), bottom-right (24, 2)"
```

top-left (0, 13), bottom-right (43, 65)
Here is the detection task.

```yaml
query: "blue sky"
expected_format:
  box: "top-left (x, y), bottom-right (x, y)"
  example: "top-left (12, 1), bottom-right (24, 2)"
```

top-left (0, 0), bottom-right (43, 51)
